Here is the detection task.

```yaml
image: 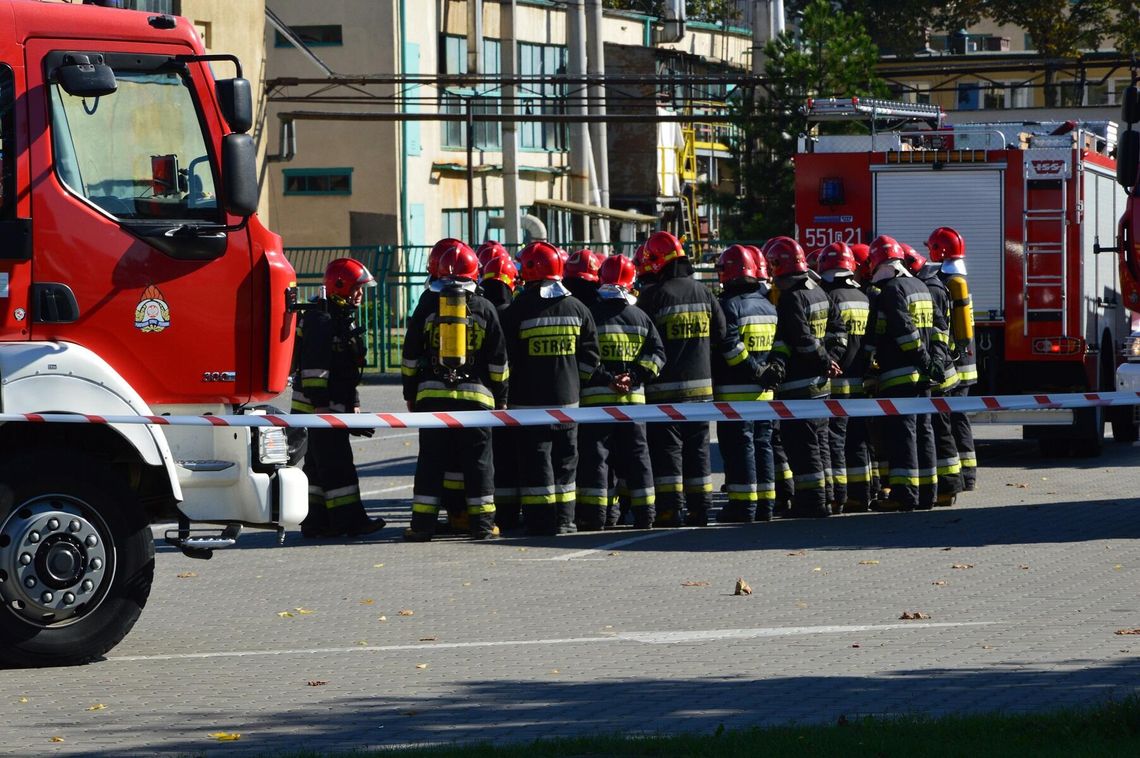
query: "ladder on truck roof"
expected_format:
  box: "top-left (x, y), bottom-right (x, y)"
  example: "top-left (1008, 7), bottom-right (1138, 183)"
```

top-left (803, 97), bottom-right (945, 128)
top-left (1022, 154), bottom-right (1069, 336)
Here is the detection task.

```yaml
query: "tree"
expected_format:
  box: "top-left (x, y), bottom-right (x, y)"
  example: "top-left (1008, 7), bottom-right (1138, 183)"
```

top-left (785, 1), bottom-right (985, 58)
top-left (720, 0), bottom-right (886, 239)
top-left (601, 0), bottom-right (742, 24)
top-left (1095, 0), bottom-right (1140, 57)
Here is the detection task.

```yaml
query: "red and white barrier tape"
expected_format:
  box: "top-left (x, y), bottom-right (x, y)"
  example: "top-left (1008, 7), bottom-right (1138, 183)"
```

top-left (2, 391), bottom-right (1138, 430)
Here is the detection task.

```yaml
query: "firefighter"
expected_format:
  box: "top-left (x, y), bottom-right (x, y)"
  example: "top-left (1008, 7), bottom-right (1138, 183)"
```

top-left (713, 245), bottom-right (778, 522)
top-left (926, 226), bottom-right (978, 491)
top-left (863, 235), bottom-right (942, 512)
top-left (818, 241), bottom-right (873, 514)
top-left (480, 255), bottom-right (522, 529)
top-left (577, 255), bottom-right (665, 530)
top-left (638, 230), bottom-right (753, 527)
top-left (401, 242), bottom-right (508, 541)
top-left (564, 248), bottom-right (604, 304)
top-left (476, 239), bottom-right (510, 273)
top-left (903, 244), bottom-right (963, 506)
top-left (501, 241), bottom-right (600, 536)
top-left (765, 237), bottom-right (846, 518)
top-left (294, 258), bottom-right (387, 539)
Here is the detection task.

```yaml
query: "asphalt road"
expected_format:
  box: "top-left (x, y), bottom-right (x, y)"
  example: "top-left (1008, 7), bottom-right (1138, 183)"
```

top-left (3, 379), bottom-right (1140, 755)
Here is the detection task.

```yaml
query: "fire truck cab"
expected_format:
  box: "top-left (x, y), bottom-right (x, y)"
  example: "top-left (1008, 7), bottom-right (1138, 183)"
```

top-left (795, 97), bottom-right (1131, 455)
top-left (0, 1), bottom-right (303, 666)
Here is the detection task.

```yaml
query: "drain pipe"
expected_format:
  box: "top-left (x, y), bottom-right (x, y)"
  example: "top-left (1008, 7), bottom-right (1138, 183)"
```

top-left (501, 0), bottom-right (520, 247)
top-left (265, 116), bottom-right (296, 163)
top-left (586, 0), bottom-right (609, 215)
top-left (566, 0), bottom-right (590, 240)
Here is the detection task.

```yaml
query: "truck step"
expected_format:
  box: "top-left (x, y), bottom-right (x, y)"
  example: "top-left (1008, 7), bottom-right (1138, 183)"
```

top-left (164, 524), bottom-right (242, 560)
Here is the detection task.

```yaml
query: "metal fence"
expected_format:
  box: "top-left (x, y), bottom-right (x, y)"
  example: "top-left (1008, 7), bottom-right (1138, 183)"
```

top-left (285, 239), bottom-right (764, 372)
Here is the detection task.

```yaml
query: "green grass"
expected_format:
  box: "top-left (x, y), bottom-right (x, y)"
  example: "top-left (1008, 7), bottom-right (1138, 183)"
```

top-left (275, 696), bottom-right (1140, 757)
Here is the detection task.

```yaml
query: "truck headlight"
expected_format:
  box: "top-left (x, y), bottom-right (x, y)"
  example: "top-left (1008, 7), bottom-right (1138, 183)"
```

top-left (1126, 335), bottom-right (1140, 362)
top-left (255, 427), bottom-right (290, 465)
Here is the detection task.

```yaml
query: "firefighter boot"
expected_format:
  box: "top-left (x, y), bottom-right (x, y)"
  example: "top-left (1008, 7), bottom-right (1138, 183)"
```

top-left (403, 511), bottom-right (436, 543)
top-left (576, 502), bottom-right (606, 532)
top-left (469, 512), bottom-right (500, 540)
top-left (557, 502), bottom-right (578, 535)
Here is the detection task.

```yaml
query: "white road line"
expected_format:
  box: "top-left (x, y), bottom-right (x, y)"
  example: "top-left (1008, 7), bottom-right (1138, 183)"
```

top-left (107, 622), bottom-right (994, 663)
top-left (517, 529), bottom-right (685, 561)
top-left (362, 483), bottom-right (413, 496)
top-left (367, 431), bottom-right (419, 441)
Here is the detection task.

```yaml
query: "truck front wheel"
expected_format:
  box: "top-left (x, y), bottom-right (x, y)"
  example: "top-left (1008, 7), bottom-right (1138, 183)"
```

top-left (0, 457), bottom-right (154, 667)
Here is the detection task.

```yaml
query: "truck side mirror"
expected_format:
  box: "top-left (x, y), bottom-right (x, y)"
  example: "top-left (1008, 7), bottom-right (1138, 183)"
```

top-left (1117, 130), bottom-right (1139, 189)
top-left (216, 78), bottom-right (253, 134)
top-left (222, 133), bottom-right (259, 217)
top-left (1123, 86), bottom-right (1140, 126)
top-left (55, 53), bottom-right (117, 98)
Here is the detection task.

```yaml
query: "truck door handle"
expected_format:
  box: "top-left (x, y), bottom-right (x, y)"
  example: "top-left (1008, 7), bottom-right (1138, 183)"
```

top-left (32, 283), bottom-right (80, 323)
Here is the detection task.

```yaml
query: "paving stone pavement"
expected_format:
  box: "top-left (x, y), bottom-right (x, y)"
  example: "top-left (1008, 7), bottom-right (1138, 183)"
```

top-left (1, 381), bottom-right (1139, 755)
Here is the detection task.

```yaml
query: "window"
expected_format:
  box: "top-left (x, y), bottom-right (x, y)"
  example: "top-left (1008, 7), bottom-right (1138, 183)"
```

top-left (1057, 80), bottom-right (1085, 108)
top-left (442, 207), bottom-right (504, 241)
top-left (121, 0), bottom-right (178, 11)
top-left (283, 168), bottom-right (352, 195)
top-left (518, 42), bottom-right (568, 151)
top-left (439, 35), bottom-right (502, 149)
top-left (1087, 80), bottom-right (1113, 106)
top-left (1009, 82), bottom-right (1032, 108)
top-left (274, 25), bottom-right (343, 47)
top-left (956, 82), bottom-right (981, 110)
top-left (983, 84), bottom-right (1005, 110)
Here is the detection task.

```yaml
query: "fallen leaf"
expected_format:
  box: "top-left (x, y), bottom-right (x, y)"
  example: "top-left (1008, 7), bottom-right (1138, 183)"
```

top-left (1005, 482), bottom-right (1029, 488)
top-left (176, 572), bottom-right (198, 579)
top-left (86, 704), bottom-right (106, 712)
top-left (1114, 628), bottom-right (1140, 635)
top-left (356, 640), bottom-right (368, 646)
top-left (415, 663), bottom-right (428, 669)
top-left (550, 669), bottom-right (560, 674)
top-left (398, 609), bottom-right (415, 616)
top-left (787, 550), bottom-right (806, 557)
top-left (517, 547), bottom-right (528, 552)
top-left (1114, 564), bottom-right (1124, 571)
top-left (277, 611), bottom-right (294, 618)
top-left (307, 680), bottom-right (328, 687)
top-left (795, 601), bottom-right (808, 609)
top-left (208, 732), bottom-right (241, 741)
top-left (1018, 565), bottom-right (1030, 570)
top-left (377, 615), bottom-right (388, 622)
top-left (982, 645), bottom-right (994, 650)
top-left (462, 582), bottom-right (472, 587)
top-left (419, 637), bottom-right (437, 642)
top-left (294, 608), bottom-right (314, 615)
top-left (941, 547), bottom-right (953, 551)
top-left (812, 566), bottom-right (823, 572)
top-left (359, 599), bottom-right (375, 606)
top-left (851, 643), bottom-right (860, 648)
top-left (858, 560), bottom-right (880, 566)
top-left (49, 737), bottom-right (64, 743)
top-left (681, 580), bottom-right (709, 587)
top-left (373, 563), bottom-right (385, 568)
top-left (951, 563), bottom-right (974, 570)
top-left (932, 580), bottom-right (948, 586)
top-left (17, 697), bottom-right (28, 704)
top-left (899, 611), bottom-right (931, 620)
top-left (734, 577), bottom-right (753, 596)
top-left (609, 551), bottom-right (620, 556)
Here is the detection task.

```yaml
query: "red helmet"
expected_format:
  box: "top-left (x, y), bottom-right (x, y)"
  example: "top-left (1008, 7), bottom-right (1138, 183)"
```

top-left (599, 255), bottom-right (637, 290)
top-left (632, 243), bottom-right (650, 274)
top-left (867, 234), bottom-right (905, 274)
top-left (437, 242), bottom-right (479, 280)
top-left (764, 236), bottom-right (808, 278)
top-left (901, 243), bottom-right (927, 276)
top-left (743, 245), bottom-right (769, 280)
top-left (482, 255), bottom-right (518, 291)
top-left (716, 244), bottom-right (760, 284)
top-left (476, 240), bottom-right (509, 272)
top-left (805, 248), bottom-right (823, 272)
top-left (818, 241), bottom-right (856, 274)
top-left (518, 240), bottom-right (563, 281)
top-left (565, 248), bottom-right (604, 282)
top-left (643, 230), bottom-right (686, 273)
top-left (850, 242), bottom-right (871, 282)
top-left (925, 226), bottom-right (965, 261)
top-left (557, 247), bottom-right (570, 266)
top-left (428, 238), bottom-right (465, 278)
top-left (324, 257), bottom-right (376, 298)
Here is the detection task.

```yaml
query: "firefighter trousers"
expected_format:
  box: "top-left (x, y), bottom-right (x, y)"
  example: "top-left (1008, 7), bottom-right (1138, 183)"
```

top-left (648, 420), bottom-right (712, 526)
top-left (931, 391), bottom-right (963, 500)
top-left (828, 417), bottom-right (848, 510)
top-left (518, 422), bottom-right (578, 536)
top-left (947, 385), bottom-right (977, 489)
top-left (577, 420), bottom-right (655, 529)
top-left (779, 416), bottom-right (829, 517)
top-left (492, 427), bottom-right (521, 530)
top-left (843, 416), bottom-right (875, 510)
top-left (301, 428), bottom-right (369, 532)
top-left (410, 427), bottom-right (496, 538)
top-left (717, 419), bottom-right (775, 522)
top-left (772, 423), bottom-right (795, 507)
top-left (879, 386), bottom-right (938, 510)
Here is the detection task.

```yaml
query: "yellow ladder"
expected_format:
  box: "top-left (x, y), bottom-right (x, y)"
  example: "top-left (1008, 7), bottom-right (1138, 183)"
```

top-left (679, 125), bottom-right (700, 257)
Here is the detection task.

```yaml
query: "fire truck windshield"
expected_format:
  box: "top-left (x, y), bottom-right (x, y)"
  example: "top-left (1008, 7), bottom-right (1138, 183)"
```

top-left (49, 69), bottom-right (220, 223)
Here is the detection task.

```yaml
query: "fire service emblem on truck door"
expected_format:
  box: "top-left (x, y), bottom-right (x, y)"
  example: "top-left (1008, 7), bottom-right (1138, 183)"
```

top-left (134, 285), bottom-right (171, 333)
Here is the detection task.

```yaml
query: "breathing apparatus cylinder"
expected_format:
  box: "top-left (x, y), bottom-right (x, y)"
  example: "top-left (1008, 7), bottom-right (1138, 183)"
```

top-left (438, 284), bottom-right (468, 372)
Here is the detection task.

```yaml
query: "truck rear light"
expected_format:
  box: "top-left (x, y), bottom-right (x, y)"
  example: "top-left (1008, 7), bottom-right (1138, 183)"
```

top-left (255, 427), bottom-right (290, 465)
top-left (1032, 337), bottom-right (1083, 355)
top-left (1124, 334), bottom-right (1140, 362)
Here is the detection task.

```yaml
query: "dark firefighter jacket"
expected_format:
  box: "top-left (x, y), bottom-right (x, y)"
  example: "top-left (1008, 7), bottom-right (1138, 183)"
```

top-left (822, 277), bottom-right (871, 398)
top-left (500, 284), bottom-right (600, 407)
top-left (714, 283), bottom-right (778, 401)
top-left (637, 260), bottom-right (749, 403)
top-left (916, 264), bottom-right (960, 393)
top-left (401, 287), bottom-right (509, 411)
top-left (291, 298), bottom-right (366, 413)
top-left (582, 297), bottom-right (666, 406)
top-left (770, 275), bottom-right (847, 399)
top-left (864, 271), bottom-right (936, 393)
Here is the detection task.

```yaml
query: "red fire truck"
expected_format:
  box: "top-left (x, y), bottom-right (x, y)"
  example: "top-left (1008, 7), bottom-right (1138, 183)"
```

top-left (795, 97), bottom-right (1131, 455)
top-left (0, 1), bottom-right (302, 666)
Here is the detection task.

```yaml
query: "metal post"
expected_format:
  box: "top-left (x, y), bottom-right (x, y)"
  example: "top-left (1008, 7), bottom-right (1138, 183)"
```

top-left (586, 0), bottom-right (609, 214)
top-left (501, 0), bottom-right (520, 247)
top-left (567, 0), bottom-right (590, 241)
top-left (467, 98), bottom-right (476, 244)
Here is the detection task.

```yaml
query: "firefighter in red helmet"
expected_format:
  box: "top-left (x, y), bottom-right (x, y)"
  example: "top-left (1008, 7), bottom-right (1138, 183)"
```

top-left (926, 226), bottom-right (977, 492)
top-left (764, 237), bottom-right (847, 518)
top-left (479, 254), bottom-right (522, 529)
top-left (576, 255), bottom-right (665, 530)
top-left (293, 258), bottom-right (386, 538)
top-left (863, 235), bottom-right (943, 511)
top-left (637, 230), bottom-right (755, 527)
top-left (564, 247), bottom-right (604, 304)
top-left (401, 243), bottom-right (508, 541)
top-left (501, 240), bottom-right (600, 535)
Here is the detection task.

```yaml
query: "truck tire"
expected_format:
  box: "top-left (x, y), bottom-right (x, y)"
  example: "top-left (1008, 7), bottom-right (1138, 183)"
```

top-left (1111, 412), bottom-right (1139, 443)
top-left (0, 456), bottom-right (154, 667)
top-left (1071, 406), bottom-right (1105, 458)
